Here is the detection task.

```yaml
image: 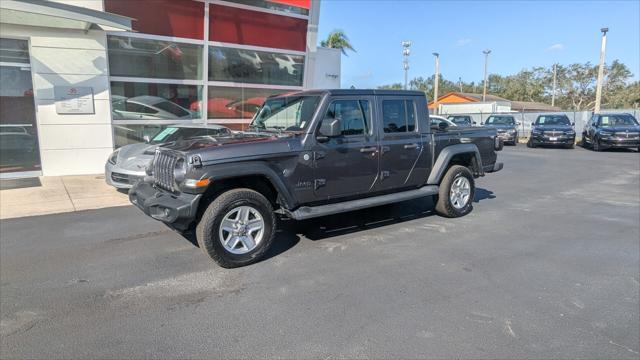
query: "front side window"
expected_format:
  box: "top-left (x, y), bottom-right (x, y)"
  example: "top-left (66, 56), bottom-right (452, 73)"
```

top-left (251, 95), bottom-right (320, 131)
top-left (485, 115), bottom-right (515, 125)
top-left (322, 100), bottom-right (370, 136)
top-left (535, 115), bottom-right (570, 126)
top-left (382, 100), bottom-right (416, 133)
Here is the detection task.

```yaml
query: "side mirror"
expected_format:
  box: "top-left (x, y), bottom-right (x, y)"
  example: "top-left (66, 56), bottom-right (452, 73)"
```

top-left (317, 118), bottom-right (342, 142)
top-left (431, 121), bottom-right (449, 131)
top-left (143, 135), bottom-right (151, 143)
top-left (531, 122), bottom-right (534, 127)
top-left (571, 122), bottom-right (575, 126)
top-left (472, 121), bottom-right (477, 125)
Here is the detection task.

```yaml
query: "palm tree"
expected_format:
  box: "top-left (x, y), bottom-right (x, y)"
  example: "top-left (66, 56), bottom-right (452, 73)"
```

top-left (320, 30), bottom-right (356, 56)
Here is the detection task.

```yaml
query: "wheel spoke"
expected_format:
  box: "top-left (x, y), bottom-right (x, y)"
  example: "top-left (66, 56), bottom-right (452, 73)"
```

top-left (240, 235), bottom-right (255, 250)
top-left (226, 236), bottom-right (240, 250)
top-left (221, 219), bottom-right (236, 233)
top-left (240, 207), bottom-right (250, 222)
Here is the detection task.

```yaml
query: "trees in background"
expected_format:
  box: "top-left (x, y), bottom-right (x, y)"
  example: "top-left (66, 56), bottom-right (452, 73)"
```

top-left (378, 60), bottom-right (639, 110)
top-left (320, 30), bottom-right (356, 56)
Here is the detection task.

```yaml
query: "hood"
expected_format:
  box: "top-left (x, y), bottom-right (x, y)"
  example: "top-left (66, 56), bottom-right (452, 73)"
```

top-left (115, 143), bottom-right (156, 171)
top-left (484, 124), bottom-right (516, 130)
top-left (159, 131), bottom-right (297, 162)
top-left (533, 124), bottom-right (573, 131)
top-left (599, 125), bottom-right (640, 132)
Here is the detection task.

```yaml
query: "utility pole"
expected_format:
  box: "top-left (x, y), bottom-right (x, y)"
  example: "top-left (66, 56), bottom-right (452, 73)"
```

top-left (433, 52), bottom-right (440, 114)
top-left (482, 49), bottom-right (491, 101)
top-left (594, 27), bottom-right (608, 112)
top-left (551, 63), bottom-right (557, 107)
top-left (458, 77), bottom-right (463, 92)
top-left (402, 41), bottom-right (411, 90)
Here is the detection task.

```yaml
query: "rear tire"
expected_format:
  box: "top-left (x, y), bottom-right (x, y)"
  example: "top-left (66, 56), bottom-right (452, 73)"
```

top-left (435, 165), bottom-right (475, 218)
top-left (196, 188), bottom-right (275, 268)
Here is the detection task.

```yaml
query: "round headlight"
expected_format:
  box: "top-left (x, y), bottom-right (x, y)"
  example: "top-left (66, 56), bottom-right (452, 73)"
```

top-left (173, 158), bottom-right (187, 185)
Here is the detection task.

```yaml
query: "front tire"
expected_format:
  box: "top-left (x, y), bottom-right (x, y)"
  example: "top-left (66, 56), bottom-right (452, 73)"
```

top-left (593, 137), bottom-right (602, 152)
top-left (196, 189), bottom-right (276, 268)
top-left (435, 165), bottom-right (475, 218)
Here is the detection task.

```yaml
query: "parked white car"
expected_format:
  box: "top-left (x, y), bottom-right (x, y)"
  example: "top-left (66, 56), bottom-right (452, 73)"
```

top-left (105, 124), bottom-right (232, 189)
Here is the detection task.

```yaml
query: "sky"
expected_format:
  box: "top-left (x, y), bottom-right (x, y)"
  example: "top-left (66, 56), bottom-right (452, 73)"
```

top-left (317, 0), bottom-right (640, 89)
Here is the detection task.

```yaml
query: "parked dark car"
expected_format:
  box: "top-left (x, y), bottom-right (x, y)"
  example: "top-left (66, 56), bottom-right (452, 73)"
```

top-left (527, 114), bottom-right (576, 149)
top-left (482, 114), bottom-right (519, 145)
top-left (129, 90), bottom-right (503, 268)
top-left (447, 115), bottom-right (475, 127)
top-left (582, 113), bottom-right (640, 151)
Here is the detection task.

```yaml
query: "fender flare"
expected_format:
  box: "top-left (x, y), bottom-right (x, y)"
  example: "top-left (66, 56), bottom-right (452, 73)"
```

top-left (427, 143), bottom-right (484, 185)
top-left (199, 161), bottom-right (297, 209)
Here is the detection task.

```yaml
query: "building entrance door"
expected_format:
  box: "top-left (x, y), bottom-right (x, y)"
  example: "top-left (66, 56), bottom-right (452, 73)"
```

top-left (0, 38), bottom-right (41, 178)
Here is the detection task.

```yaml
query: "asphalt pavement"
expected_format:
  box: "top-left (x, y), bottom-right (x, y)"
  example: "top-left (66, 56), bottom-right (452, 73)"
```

top-left (1, 146), bottom-right (639, 359)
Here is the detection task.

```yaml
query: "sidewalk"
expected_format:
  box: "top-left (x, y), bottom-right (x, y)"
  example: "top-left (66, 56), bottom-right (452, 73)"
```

top-left (0, 175), bottom-right (130, 220)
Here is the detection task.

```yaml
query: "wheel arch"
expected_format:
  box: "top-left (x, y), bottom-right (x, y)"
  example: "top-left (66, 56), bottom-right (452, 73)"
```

top-left (427, 144), bottom-right (484, 185)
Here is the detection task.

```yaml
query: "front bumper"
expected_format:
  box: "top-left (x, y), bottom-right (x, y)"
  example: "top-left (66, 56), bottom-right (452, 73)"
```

top-left (599, 137), bottom-right (640, 148)
top-left (530, 134), bottom-right (575, 145)
top-left (105, 162), bottom-right (145, 189)
top-left (129, 181), bottom-right (202, 230)
top-left (497, 132), bottom-right (517, 142)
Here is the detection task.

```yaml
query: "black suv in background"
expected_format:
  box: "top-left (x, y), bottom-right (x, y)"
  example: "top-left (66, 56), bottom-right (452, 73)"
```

top-left (527, 114), bottom-right (576, 149)
top-left (483, 114), bottom-right (519, 145)
top-left (447, 115), bottom-right (475, 127)
top-left (582, 113), bottom-right (640, 151)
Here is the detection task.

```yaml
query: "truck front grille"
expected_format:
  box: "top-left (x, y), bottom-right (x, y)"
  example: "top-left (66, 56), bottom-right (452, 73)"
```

top-left (153, 151), bottom-right (178, 192)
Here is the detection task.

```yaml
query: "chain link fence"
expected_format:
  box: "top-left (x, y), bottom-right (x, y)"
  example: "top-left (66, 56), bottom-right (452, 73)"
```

top-left (440, 109), bottom-right (639, 140)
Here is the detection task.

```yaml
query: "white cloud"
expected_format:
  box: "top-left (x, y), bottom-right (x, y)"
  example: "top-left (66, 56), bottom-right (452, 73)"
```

top-left (456, 38), bottom-right (472, 47)
top-left (546, 43), bottom-right (565, 52)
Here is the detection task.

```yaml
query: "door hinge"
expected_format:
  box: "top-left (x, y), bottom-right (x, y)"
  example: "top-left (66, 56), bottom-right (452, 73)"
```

top-left (314, 179), bottom-right (326, 189)
top-left (314, 151), bottom-right (326, 160)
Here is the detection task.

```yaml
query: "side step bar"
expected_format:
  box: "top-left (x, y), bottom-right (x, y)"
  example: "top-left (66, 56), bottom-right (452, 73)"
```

top-left (288, 185), bottom-right (439, 220)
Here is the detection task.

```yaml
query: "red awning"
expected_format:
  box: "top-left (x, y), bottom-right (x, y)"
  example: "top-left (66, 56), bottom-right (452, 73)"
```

top-left (267, 0), bottom-right (310, 9)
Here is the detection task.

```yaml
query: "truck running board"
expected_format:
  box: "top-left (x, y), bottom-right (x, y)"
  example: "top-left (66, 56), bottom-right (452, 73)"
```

top-left (288, 185), bottom-right (439, 220)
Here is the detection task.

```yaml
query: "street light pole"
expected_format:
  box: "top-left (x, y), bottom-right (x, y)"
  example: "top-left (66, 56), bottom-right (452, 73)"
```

top-left (458, 77), bottom-right (463, 92)
top-left (402, 41), bottom-right (412, 90)
top-left (432, 52), bottom-right (440, 114)
top-left (594, 27), bottom-right (608, 112)
top-left (551, 63), bottom-right (557, 107)
top-left (482, 49), bottom-right (491, 101)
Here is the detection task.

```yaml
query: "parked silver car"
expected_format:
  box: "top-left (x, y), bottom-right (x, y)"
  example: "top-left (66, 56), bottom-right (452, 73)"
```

top-left (105, 124), bottom-right (231, 189)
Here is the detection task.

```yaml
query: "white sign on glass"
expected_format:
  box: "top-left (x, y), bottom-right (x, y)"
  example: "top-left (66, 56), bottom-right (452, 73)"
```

top-left (54, 86), bottom-right (94, 114)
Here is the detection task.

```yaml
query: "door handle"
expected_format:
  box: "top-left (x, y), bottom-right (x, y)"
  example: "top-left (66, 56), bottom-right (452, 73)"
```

top-left (360, 146), bottom-right (377, 153)
top-left (404, 143), bottom-right (419, 149)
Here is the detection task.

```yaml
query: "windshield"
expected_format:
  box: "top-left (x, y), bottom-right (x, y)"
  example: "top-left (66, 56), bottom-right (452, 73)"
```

top-left (250, 95), bottom-right (321, 131)
top-left (535, 115), bottom-right (570, 126)
top-left (149, 126), bottom-right (230, 144)
top-left (485, 116), bottom-right (515, 125)
top-left (448, 116), bottom-right (471, 124)
top-left (599, 114), bottom-right (639, 127)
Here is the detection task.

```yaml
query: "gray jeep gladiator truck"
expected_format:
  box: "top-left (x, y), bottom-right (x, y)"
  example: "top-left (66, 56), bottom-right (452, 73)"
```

top-left (129, 90), bottom-right (503, 267)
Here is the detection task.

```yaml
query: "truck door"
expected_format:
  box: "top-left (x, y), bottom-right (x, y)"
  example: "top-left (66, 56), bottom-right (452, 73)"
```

top-left (375, 97), bottom-right (429, 191)
top-left (312, 97), bottom-right (379, 200)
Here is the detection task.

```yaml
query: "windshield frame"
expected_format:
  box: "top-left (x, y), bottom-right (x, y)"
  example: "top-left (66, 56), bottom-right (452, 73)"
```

top-left (534, 115), bottom-right (571, 126)
top-left (250, 94), bottom-right (323, 133)
top-left (485, 115), bottom-right (515, 125)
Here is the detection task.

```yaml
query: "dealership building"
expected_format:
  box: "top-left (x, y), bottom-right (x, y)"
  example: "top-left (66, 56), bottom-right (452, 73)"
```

top-left (0, 0), bottom-right (339, 178)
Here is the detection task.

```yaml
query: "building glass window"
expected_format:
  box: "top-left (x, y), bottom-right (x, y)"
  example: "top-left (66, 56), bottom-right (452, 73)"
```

top-left (228, 0), bottom-right (310, 15)
top-left (207, 86), bottom-right (283, 120)
top-left (107, 36), bottom-right (203, 80)
top-left (0, 38), bottom-right (30, 64)
top-left (210, 4), bottom-right (307, 51)
top-left (105, 0), bottom-right (205, 39)
top-left (110, 82), bottom-right (201, 120)
top-left (209, 46), bottom-right (304, 86)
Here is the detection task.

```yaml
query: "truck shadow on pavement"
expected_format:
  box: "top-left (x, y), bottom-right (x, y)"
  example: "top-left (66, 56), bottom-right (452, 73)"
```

top-left (176, 187), bottom-right (495, 262)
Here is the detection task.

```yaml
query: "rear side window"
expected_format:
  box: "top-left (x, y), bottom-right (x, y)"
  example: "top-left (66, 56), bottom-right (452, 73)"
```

top-left (382, 100), bottom-right (416, 133)
top-left (324, 99), bottom-right (370, 136)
